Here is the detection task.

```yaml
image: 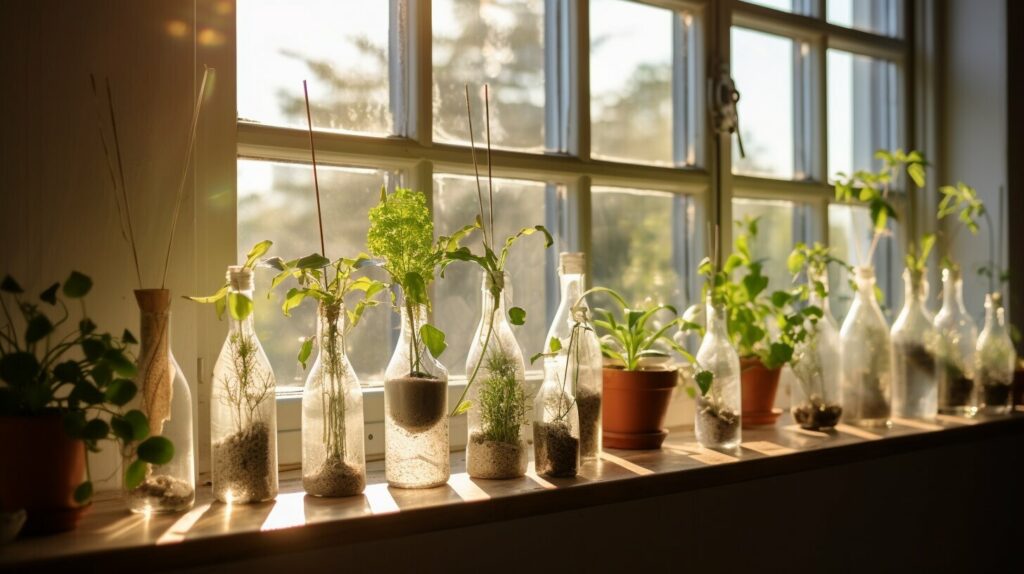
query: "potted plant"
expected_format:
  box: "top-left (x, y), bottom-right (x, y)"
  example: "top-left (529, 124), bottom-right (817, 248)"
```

top-left (0, 273), bottom-right (172, 534)
top-left (367, 186), bottom-right (472, 489)
top-left (891, 234), bottom-right (940, 419)
top-left (586, 286), bottom-right (701, 449)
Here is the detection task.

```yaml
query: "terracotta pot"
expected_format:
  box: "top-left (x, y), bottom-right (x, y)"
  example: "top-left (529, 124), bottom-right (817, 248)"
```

top-left (0, 414), bottom-right (88, 535)
top-left (602, 368), bottom-right (678, 449)
top-left (740, 357), bottom-right (782, 428)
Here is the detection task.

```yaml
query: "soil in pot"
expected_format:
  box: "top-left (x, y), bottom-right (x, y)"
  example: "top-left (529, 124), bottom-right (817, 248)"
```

top-left (896, 342), bottom-right (937, 416)
top-left (467, 432), bottom-right (526, 479)
top-left (855, 373), bottom-right (891, 422)
top-left (980, 381), bottom-right (1012, 409)
top-left (127, 475), bottom-right (195, 512)
top-left (576, 388), bottom-right (602, 458)
top-left (385, 374), bottom-right (447, 432)
top-left (533, 422), bottom-right (579, 478)
top-left (695, 398), bottom-right (740, 448)
top-left (213, 422), bottom-right (274, 503)
top-left (303, 456), bottom-right (365, 497)
top-left (941, 367), bottom-right (975, 409)
top-left (792, 395), bottom-right (843, 430)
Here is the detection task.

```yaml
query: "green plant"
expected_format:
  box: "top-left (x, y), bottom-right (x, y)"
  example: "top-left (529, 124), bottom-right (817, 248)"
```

top-left (0, 273), bottom-right (173, 503)
top-left (904, 233), bottom-right (936, 284)
top-left (477, 351), bottom-right (529, 444)
top-left (186, 240), bottom-right (273, 320)
top-left (367, 186), bottom-right (475, 374)
top-left (938, 182), bottom-right (1007, 293)
top-left (833, 149), bottom-right (927, 268)
top-left (447, 84), bottom-right (553, 417)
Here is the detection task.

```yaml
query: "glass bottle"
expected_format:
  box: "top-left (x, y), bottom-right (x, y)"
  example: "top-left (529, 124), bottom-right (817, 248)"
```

top-left (694, 294), bottom-right (741, 449)
top-left (302, 300), bottom-right (365, 496)
top-left (544, 252), bottom-right (602, 461)
top-left (385, 301), bottom-right (449, 489)
top-left (790, 270), bottom-right (843, 430)
top-left (891, 269), bottom-right (939, 420)
top-left (465, 271), bottom-right (529, 479)
top-left (126, 289), bottom-right (195, 513)
top-left (533, 356), bottom-right (580, 477)
top-left (211, 266), bottom-right (278, 503)
top-left (976, 292), bottom-right (1016, 415)
top-left (839, 267), bottom-right (893, 427)
top-left (934, 268), bottom-right (978, 415)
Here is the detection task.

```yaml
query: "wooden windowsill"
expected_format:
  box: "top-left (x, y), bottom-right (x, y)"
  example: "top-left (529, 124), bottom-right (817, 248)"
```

top-left (3, 413), bottom-right (1022, 571)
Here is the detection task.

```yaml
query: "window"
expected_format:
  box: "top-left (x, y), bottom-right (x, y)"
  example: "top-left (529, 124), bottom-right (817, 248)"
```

top-left (732, 198), bottom-right (801, 292)
top-left (827, 0), bottom-right (903, 38)
top-left (827, 49), bottom-right (901, 178)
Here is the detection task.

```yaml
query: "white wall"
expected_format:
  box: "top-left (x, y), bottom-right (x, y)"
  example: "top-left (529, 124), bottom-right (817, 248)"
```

top-left (942, 0), bottom-right (1008, 322)
top-left (0, 0), bottom-right (235, 490)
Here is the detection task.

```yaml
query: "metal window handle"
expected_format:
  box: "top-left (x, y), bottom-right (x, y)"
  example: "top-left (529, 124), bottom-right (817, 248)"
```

top-left (710, 69), bottom-right (746, 159)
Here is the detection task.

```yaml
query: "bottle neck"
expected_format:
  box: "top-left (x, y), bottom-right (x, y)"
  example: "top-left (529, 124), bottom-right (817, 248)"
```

top-left (704, 295), bottom-right (729, 337)
top-left (228, 286), bottom-right (256, 334)
top-left (853, 268), bottom-right (877, 302)
top-left (399, 300), bottom-right (429, 337)
top-left (317, 301), bottom-right (346, 348)
top-left (941, 272), bottom-right (966, 312)
top-left (559, 272), bottom-right (586, 310)
top-left (983, 296), bottom-right (1007, 334)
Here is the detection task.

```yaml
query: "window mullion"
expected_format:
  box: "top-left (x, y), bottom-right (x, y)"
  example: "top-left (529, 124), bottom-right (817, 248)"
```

top-left (570, 0), bottom-right (589, 160)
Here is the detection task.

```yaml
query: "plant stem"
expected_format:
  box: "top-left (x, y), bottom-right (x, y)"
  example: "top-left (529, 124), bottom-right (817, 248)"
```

top-left (983, 207), bottom-right (996, 294)
top-left (103, 78), bottom-right (144, 289)
top-left (450, 300), bottom-right (498, 417)
top-left (464, 84), bottom-right (489, 250)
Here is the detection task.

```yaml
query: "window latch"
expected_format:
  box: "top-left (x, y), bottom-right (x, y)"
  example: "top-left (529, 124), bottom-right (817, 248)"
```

top-left (710, 66), bottom-right (746, 159)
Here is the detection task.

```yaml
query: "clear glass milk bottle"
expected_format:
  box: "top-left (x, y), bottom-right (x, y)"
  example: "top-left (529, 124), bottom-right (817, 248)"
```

top-left (533, 356), bottom-right (580, 478)
top-left (790, 270), bottom-right (843, 430)
top-left (545, 252), bottom-right (602, 461)
top-left (694, 294), bottom-right (741, 449)
top-left (210, 266), bottom-right (278, 503)
top-left (126, 289), bottom-right (195, 513)
top-left (465, 271), bottom-right (529, 479)
top-left (385, 301), bottom-right (449, 489)
top-left (892, 269), bottom-right (939, 420)
top-left (303, 301), bottom-right (365, 496)
top-left (840, 267), bottom-right (893, 427)
top-left (976, 292), bottom-right (1017, 415)
top-left (934, 267), bottom-right (979, 415)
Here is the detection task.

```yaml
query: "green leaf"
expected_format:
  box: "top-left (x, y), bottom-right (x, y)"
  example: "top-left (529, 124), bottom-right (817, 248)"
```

top-left (39, 283), bottom-right (59, 305)
top-left (742, 274), bottom-right (769, 300)
top-left (244, 239), bottom-right (273, 269)
top-left (766, 343), bottom-right (794, 370)
top-left (695, 370), bottom-right (714, 396)
top-left (228, 292), bottom-right (254, 321)
top-left (79, 318), bottom-right (96, 335)
top-left (452, 400), bottom-right (472, 417)
top-left (548, 336), bottom-right (562, 353)
top-left (25, 314), bottom-right (53, 344)
top-left (186, 284), bottom-right (228, 305)
top-left (403, 272), bottom-right (428, 306)
top-left (282, 288), bottom-right (307, 317)
top-left (103, 349), bottom-right (136, 377)
top-left (122, 329), bottom-right (138, 345)
top-left (82, 418), bottom-right (110, 441)
top-left (137, 436), bottom-right (174, 465)
top-left (770, 290), bottom-right (792, 308)
top-left (62, 271), bottom-right (93, 298)
top-left (54, 360), bottom-right (81, 383)
top-left (297, 337), bottom-right (314, 370)
top-left (63, 411), bottom-right (86, 438)
top-left (73, 481), bottom-right (93, 504)
top-left (123, 410), bottom-right (150, 441)
top-left (787, 248), bottom-right (806, 275)
top-left (81, 338), bottom-right (105, 361)
top-left (104, 379), bottom-right (137, 406)
top-left (907, 162), bottom-right (926, 188)
top-left (1, 275), bottom-right (24, 293)
top-left (124, 460), bottom-right (148, 491)
top-left (296, 253), bottom-right (331, 270)
top-left (529, 351), bottom-right (545, 365)
top-left (420, 323), bottom-right (447, 358)
top-left (110, 416), bottom-right (135, 442)
top-left (508, 306), bottom-right (526, 326)
top-left (1, 352), bottom-right (39, 386)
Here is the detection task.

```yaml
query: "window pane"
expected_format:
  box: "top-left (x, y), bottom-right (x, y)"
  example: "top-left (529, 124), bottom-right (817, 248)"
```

top-left (590, 0), bottom-right (673, 165)
top-left (238, 160), bottom-right (394, 386)
top-left (433, 175), bottom-right (556, 376)
top-left (732, 198), bottom-right (797, 292)
top-left (828, 49), bottom-right (900, 179)
top-left (237, 0), bottom-right (392, 135)
top-left (591, 187), bottom-right (689, 310)
top-left (742, 0), bottom-right (795, 13)
top-left (731, 27), bottom-right (795, 179)
top-left (827, 204), bottom-right (902, 322)
top-left (827, 0), bottom-right (902, 37)
top-left (432, 0), bottom-right (546, 151)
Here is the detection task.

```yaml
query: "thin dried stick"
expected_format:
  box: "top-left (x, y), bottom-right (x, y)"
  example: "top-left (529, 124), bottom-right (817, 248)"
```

top-left (484, 84), bottom-right (494, 241)
top-left (303, 80), bottom-right (327, 259)
top-left (161, 66), bottom-right (212, 288)
top-left (464, 84), bottom-right (489, 249)
top-left (103, 78), bottom-right (144, 288)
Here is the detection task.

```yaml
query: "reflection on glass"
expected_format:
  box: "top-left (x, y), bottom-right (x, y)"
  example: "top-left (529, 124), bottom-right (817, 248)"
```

top-left (732, 198), bottom-right (796, 292)
top-left (743, 0), bottom-right (795, 13)
top-left (237, 160), bottom-right (394, 386)
top-left (432, 0), bottom-right (546, 151)
top-left (591, 187), bottom-right (688, 311)
top-left (827, 0), bottom-right (902, 37)
top-left (828, 49), bottom-right (900, 179)
top-left (237, 0), bottom-right (392, 135)
top-left (731, 27), bottom-right (795, 179)
top-left (590, 0), bottom-right (673, 165)
top-left (827, 204), bottom-right (902, 322)
top-left (433, 175), bottom-right (555, 375)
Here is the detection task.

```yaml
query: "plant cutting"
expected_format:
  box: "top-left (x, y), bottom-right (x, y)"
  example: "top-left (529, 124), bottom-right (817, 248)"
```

top-left (444, 84), bottom-right (553, 479)
top-left (367, 186), bottom-right (472, 489)
top-left (530, 345), bottom-right (580, 477)
top-left (785, 242), bottom-right (845, 430)
top-left (833, 148), bottom-right (926, 427)
top-left (0, 273), bottom-right (172, 534)
top-left (702, 217), bottom-right (818, 427)
top-left (586, 286), bottom-right (706, 449)
top-left (891, 234), bottom-right (940, 419)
